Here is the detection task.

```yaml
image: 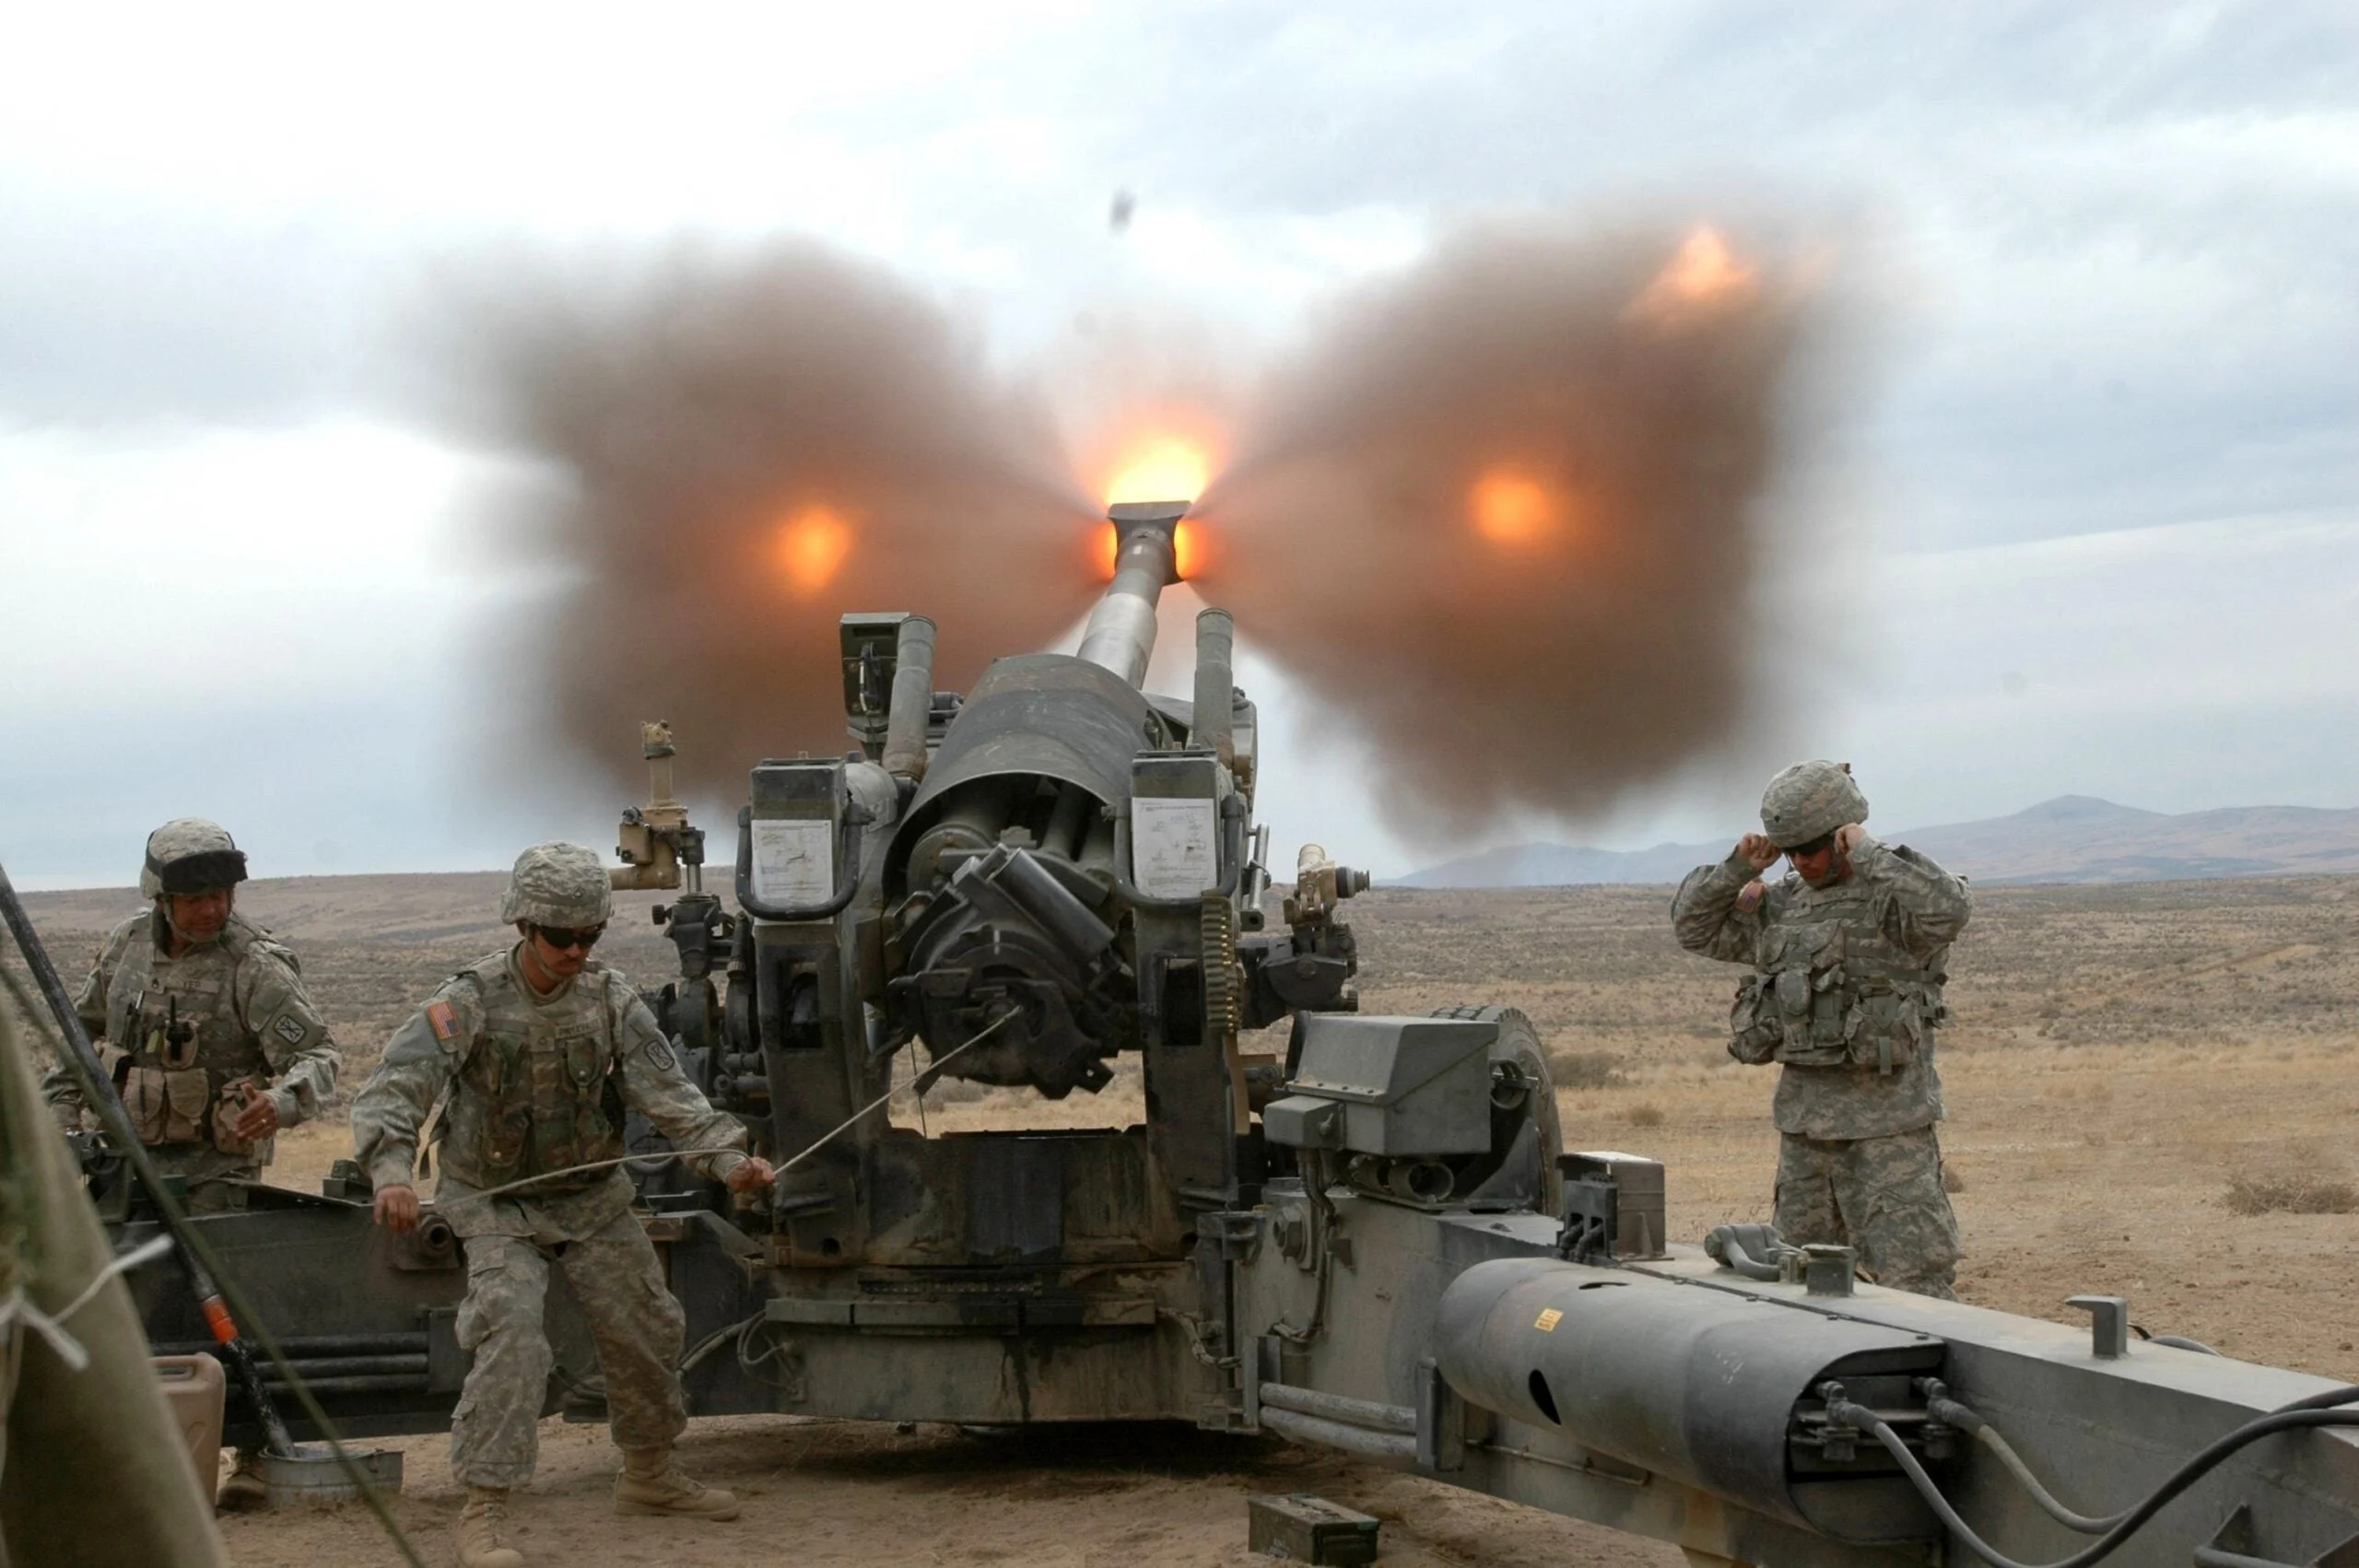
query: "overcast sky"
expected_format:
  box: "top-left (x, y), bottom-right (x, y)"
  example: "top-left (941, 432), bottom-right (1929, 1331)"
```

top-left (5, 1), bottom-right (2356, 888)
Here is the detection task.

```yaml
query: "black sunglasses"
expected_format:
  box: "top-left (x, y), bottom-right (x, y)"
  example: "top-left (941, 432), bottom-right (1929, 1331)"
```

top-left (532, 923), bottom-right (606, 953)
top-left (1787, 832), bottom-right (1837, 858)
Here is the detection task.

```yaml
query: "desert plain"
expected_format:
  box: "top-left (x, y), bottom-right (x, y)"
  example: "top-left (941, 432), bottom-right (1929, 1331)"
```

top-left (14, 869), bottom-right (2359, 1567)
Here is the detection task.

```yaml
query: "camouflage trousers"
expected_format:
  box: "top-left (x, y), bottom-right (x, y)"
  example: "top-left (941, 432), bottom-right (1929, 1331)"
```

top-left (448, 1211), bottom-right (687, 1490)
top-left (1775, 1127), bottom-right (1959, 1298)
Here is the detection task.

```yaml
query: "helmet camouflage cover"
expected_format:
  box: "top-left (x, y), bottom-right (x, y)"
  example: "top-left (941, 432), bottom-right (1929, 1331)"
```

top-left (499, 841), bottom-right (615, 928)
top-left (140, 818), bottom-right (249, 898)
top-left (1759, 760), bottom-right (1869, 849)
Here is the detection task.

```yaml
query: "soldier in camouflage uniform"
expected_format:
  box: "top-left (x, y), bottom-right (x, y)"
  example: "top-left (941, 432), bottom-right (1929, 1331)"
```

top-left (43, 818), bottom-right (340, 1214)
top-left (1672, 762), bottom-right (1970, 1298)
top-left (351, 842), bottom-right (775, 1568)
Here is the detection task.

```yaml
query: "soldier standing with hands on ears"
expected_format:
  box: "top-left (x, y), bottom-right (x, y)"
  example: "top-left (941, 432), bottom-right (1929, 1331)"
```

top-left (1673, 761), bottom-right (1970, 1298)
top-left (351, 842), bottom-right (776, 1568)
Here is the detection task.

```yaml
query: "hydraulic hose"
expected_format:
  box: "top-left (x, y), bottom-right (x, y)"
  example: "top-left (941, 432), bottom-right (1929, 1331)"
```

top-left (1931, 1396), bottom-right (2126, 1535)
top-left (2142, 1332), bottom-right (2221, 1355)
top-left (1926, 1382), bottom-right (2359, 1539)
top-left (1824, 1388), bottom-right (2359, 1568)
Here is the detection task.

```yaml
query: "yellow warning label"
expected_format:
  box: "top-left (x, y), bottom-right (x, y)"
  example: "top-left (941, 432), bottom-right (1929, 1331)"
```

top-left (1534, 1308), bottom-right (1563, 1332)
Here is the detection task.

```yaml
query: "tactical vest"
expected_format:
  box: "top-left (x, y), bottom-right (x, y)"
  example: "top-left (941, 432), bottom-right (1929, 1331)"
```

top-left (1728, 878), bottom-right (1945, 1074)
top-left (434, 955), bottom-right (628, 1192)
top-left (105, 914), bottom-right (276, 1156)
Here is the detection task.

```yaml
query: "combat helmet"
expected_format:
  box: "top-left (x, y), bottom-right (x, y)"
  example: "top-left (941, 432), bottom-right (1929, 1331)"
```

top-left (499, 842), bottom-right (614, 928)
top-left (140, 819), bottom-right (249, 898)
top-left (1759, 760), bottom-right (1868, 849)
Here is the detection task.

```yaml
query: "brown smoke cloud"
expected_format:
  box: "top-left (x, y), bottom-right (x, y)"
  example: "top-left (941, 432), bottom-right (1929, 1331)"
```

top-left (456, 242), bottom-right (1095, 798)
top-left (453, 222), bottom-right (1823, 837)
top-left (1194, 221), bottom-right (1815, 840)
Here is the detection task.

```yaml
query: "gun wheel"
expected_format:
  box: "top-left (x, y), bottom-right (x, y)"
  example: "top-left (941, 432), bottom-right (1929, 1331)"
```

top-left (1431, 1004), bottom-right (1563, 1214)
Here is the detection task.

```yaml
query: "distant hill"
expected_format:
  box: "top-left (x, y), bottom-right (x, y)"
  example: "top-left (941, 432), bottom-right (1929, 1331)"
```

top-left (1399, 796), bottom-right (2359, 888)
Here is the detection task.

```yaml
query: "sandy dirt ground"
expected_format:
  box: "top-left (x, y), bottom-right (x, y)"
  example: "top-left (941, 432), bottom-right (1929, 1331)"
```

top-left (16, 872), bottom-right (2359, 1565)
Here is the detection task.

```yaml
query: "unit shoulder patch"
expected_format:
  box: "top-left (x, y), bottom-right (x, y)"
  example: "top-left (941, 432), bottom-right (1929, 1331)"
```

top-left (273, 1014), bottom-right (309, 1047)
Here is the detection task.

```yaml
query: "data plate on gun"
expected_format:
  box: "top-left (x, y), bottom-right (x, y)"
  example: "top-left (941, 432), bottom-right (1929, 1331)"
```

top-left (751, 818), bottom-right (833, 906)
top-left (1133, 796), bottom-right (1217, 899)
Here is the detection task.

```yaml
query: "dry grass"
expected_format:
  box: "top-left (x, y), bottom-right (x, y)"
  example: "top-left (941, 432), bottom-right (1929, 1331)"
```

top-left (1548, 1048), bottom-right (1626, 1090)
top-left (1625, 1101), bottom-right (1666, 1129)
top-left (2225, 1174), bottom-right (2359, 1216)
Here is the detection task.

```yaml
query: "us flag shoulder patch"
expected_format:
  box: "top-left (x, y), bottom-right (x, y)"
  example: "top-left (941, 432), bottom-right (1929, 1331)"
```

top-left (273, 1014), bottom-right (308, 1047)
top-left (426, 1000), bottom-right (460, 1043)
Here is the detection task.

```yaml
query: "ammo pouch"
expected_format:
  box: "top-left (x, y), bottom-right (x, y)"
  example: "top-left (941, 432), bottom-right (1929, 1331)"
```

top-left (209, 1082), bottom-right (272, 1158)
top-left (1839, 987), bottom-right (1928, 1076)
top-left (1740, 964), bottom-right (1927, 1073)
top-left (124, 1065), bottom-right (212, 1146)
top-left (459, 1034), bottom-right (534, 1178)
top-left (1772, 965), bottom-right (1855, 1069)
top-left (1727, 977), bottom-right (1783, 1065)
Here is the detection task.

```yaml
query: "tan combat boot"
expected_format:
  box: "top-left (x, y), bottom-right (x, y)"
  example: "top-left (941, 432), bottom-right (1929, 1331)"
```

top-left (613, 1446), bottom-right (740, 1520)
top-left (216, 1448), bottom-right (267, 1510)
top-left (456, 1487), bottom-right (525, 1568)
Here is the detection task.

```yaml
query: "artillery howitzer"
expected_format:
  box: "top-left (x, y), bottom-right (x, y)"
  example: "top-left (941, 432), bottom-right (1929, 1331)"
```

top-left (95, 501), bottom-right (2359, 1568)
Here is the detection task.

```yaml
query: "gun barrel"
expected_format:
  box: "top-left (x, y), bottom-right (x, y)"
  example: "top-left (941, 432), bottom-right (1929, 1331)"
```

top-left (1191, 606), bottom-right (1235, 766)
top-left (1076, 501), bottom-right (1186, 688)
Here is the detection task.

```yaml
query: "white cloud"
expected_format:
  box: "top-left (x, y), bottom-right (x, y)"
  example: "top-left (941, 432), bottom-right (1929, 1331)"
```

top-left (4, 419), bottom-right (519, 715)
top-left (1827, 508), bottom-right (2359, 829)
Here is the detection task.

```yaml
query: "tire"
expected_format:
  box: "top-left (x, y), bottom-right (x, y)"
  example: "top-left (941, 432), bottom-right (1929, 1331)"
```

top-left (1430, 1004), bottom-right (1563, 1214)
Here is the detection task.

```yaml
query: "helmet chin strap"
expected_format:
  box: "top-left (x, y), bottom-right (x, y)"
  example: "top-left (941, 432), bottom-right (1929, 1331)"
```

top-left (158, 887), bottom-right (233, 947)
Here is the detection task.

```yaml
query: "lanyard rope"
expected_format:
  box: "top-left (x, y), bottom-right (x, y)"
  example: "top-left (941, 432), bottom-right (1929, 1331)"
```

top-left (430, 1010), bottom-right (1015, 1209)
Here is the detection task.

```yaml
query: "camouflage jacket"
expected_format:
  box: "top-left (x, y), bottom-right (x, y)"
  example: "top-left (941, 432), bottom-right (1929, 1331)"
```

top-left (1672, 834), bottom-right (1970, 1141)
top-left (44, 908), bottom-right (340, 1172)
top-left (351, 947), bottom-right (747, 1241)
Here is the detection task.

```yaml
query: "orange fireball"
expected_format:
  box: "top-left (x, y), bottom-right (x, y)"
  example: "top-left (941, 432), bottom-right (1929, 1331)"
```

top-left (1470, 470), bottom-right (1557, 546)
top-left (1104, 436), bottom-right (1214, 507)
top-left (774, 506), bottom-right (852, 598)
